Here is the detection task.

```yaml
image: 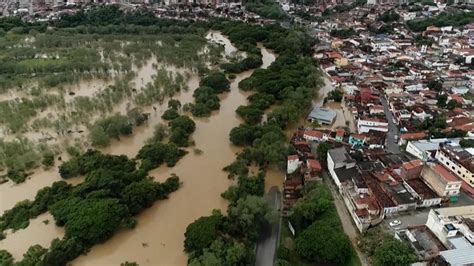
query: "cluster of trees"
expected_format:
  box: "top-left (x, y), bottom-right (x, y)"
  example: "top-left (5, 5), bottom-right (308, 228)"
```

top-left (414, 113), bottom-right (467, 139)
top-left (185, 21), bottom-right (323, 264)
top-left (168, 115), bottom-right (196, 147)
top-left (330, 28), bottom-right (357, 38)
top-left (190, 72), bottom-right (229, 117)
top-left (415, 35), bottom-right (435, 46)
top-left (162, 100), bottom-right (182, 121)
top-left (326, 89), bottom-right (343, 102)
top-left (184, 196), bottom-right (273, 265)
top-left (242, 0), bottom-right (287, 20)
top-left (213, 21), bottom-right (265, 75)
top-left (0, 182), bottom-right (73, 233)
top-left (358, 228), bottom-right (417, 266)
top-left (436, 94), bottom-right (462, 110)
top-left (460, 138), bottom-right (474, 148)
top-left (88, 114), bottom-right (133, 147)
top-left (137, 142), bottom-right (187, 171)
top-left (321, 0), bottom-right (367, 15)
top-left (407, 11), bottom-right (474, 32)
top-left (221, 172), bottom-right (265, 202)
top-left (0, 138), bottom-right (42, 183)
top-left (379, 10), bottom-right (400, 23)
top-left (427, 79), bottom-right (443, 91)
top-left (2, 149), bottom-right (181, 265)
top-left (277, 183), bottom-right (353, 265)
top-left (58, 149), bottom-right (135, 178)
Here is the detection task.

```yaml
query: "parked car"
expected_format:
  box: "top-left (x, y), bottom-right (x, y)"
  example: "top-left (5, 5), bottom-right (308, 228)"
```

top-left (389, 220), bottom-right (401, 227)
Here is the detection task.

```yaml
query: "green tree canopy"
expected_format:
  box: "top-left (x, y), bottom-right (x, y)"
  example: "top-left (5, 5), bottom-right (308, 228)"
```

top-left (184, 211), bottom-right (224, 254)
top-left (373, 239), bottom-right (417, 266)
top-left (295, 222), bottom-right (351, 264)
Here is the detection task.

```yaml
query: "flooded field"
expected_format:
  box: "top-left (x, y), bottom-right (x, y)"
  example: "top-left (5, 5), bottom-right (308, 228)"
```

top-left (0, 31), bottom-right (278, 264)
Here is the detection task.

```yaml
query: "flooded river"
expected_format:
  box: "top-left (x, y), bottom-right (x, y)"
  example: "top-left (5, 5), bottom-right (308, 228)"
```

top-left (0, 32), bottom-right (278, 264)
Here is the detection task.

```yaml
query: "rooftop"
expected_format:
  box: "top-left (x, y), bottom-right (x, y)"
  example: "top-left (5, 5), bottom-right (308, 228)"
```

top-left (328, 147), bottom-right (356, 165)
top-left (335, 167), bottom-right (360, 184)
top-left (439, 237), bottom-right (474, 265)
top-left (432, 164), bottom-right (459, 182)
top-left (435, 205), bottom-right (474, 220)
top-left (405, 178), bottom-right (439, 200)
top-left (308, 107), bottom-right (337, 122)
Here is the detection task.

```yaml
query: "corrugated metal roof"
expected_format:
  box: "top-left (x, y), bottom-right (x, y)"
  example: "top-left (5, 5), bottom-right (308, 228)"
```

top-left (440, 242), bottom-right (474, 265)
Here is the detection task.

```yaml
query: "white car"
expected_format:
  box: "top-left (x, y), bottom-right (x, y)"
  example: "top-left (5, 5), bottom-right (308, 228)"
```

top-left (389, 220), bottom-right (401, 227)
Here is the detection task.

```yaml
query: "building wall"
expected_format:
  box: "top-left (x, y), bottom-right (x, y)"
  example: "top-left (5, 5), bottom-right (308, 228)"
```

top-left (384, 206), bottom-right (398, 216)
top-left (287, 159), bottom-right (299, 174)
top-left (420, 198), bottom-right (442, 208)
top-left (426, 209), bottom-right (448, 245)
top-left (421, 166), bottom-right (461, 198)
top-left (327, 153), bottom-right (342, 189)
top-left (435, 149), bottom-right (474, 188)
top-left (403, 181), bottom-right (442, 208)
top-left (357, 119), bottom-right (389, 133)
top-left (341, 190), bottom-right (369, 233)
top-left (406, 141), bottom-right (425, 160)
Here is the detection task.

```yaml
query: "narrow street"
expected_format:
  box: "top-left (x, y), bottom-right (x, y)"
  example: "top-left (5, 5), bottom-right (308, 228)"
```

top-left (323, 172), bottom-right (370, 266)
top-left (380, 96), bottom-right (401, 154)
top-left (255, 186), bottom-right (282, 266)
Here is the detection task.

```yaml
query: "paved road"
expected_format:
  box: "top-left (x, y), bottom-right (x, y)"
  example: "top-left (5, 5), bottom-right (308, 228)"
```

top-left (323, 173), bottom-right (370, 266)
top-left (380, 96), bottom-right (400, 154)
top-left (255, 186), bottom-right (282, 266)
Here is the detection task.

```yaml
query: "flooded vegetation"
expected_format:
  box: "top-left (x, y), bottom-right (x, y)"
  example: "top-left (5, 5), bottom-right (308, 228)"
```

top-left (0, 6), bottom-right (322, 265)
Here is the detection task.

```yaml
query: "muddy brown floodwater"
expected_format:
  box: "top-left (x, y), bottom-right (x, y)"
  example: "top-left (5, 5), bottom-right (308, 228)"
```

top-left (0, 32), bottom-right (277, 265)
top-left (72, 33), bottom-right (276, 266)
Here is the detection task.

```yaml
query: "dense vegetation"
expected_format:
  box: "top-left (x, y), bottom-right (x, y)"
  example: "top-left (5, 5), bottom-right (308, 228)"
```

top-left (407, 11), bottom-right (474, 32)
top-left (89, 114), bottom-right (133, 147)
top-left (185, 196), bottom-right (273, 265)
top-left (168, 115), bottom-right (196, 147)
top-left (1, 150), bottom-right (181, 265)
top-left (190, 72), bottom-right (230, 117)
top-left (460, 138), bottom-right (474, 148)
top-left (330, 28), bottom-right (357, 38)
top-left (276, 183), bottom-right (355, 265)
top-left (0, 5), bottom-right (225, 181)
top-left (378, 10), bottom-right (400, 23)
top-left (243, 0), bottom-right (287, 20)
top-left (185, 19), bottom-right (322, 264)
top-left (358, 228), bottom-right (417, 266)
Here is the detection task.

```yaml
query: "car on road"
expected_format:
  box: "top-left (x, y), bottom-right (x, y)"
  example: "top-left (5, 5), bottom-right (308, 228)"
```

top-left (389, 220), bottom-right (401, 227)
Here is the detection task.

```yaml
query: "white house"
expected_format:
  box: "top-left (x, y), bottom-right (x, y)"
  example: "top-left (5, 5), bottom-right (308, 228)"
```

top-left (303, 130), bottom-right (329, 142)
top-left (287, 155), bottom-right (300, 174)
top-left (327, 147), bottom-right (357, 189)
top-left (357, 118), bottom-right (389, 133)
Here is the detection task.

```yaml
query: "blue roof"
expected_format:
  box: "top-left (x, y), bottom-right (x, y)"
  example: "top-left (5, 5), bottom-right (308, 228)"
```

top-left (308, 107), bottom-right (337, 121)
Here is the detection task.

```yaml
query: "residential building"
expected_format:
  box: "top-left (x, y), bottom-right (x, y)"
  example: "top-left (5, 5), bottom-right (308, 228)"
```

top-left (335, 128), bottom-right (344, 142)
top-left (400, 159), bottom-right (424, 180)
top-left (406, 138), bottom-right (466, 161)
top-left (287, 155), bottom-right (300, 174)
top-left (435, 143), bottom-right (474, 196)
top-left (426, 206), bottom-right (474, 246)
top-left (404, 178), bottom-right (442, 208)
top-left (303, 130), bottom-right (330, 142)
top-left (421, 163), bottom-right (462, 202)
top-left (327, 147), bottom-right (357, 189)
top-left (357, 117), bottom-right (389, 133)
top-left (348, 133), bottom-right (366, 146)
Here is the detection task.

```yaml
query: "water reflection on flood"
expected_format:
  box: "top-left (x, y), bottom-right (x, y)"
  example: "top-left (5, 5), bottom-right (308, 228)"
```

top-left (1, 32), bottom-right (278, 266)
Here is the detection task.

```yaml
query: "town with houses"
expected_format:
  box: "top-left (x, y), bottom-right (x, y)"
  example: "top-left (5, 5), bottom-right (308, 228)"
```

top-left (281, 1), bottom-right (474, 265)
top-left (1, 0), bottom-right (474, 265)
